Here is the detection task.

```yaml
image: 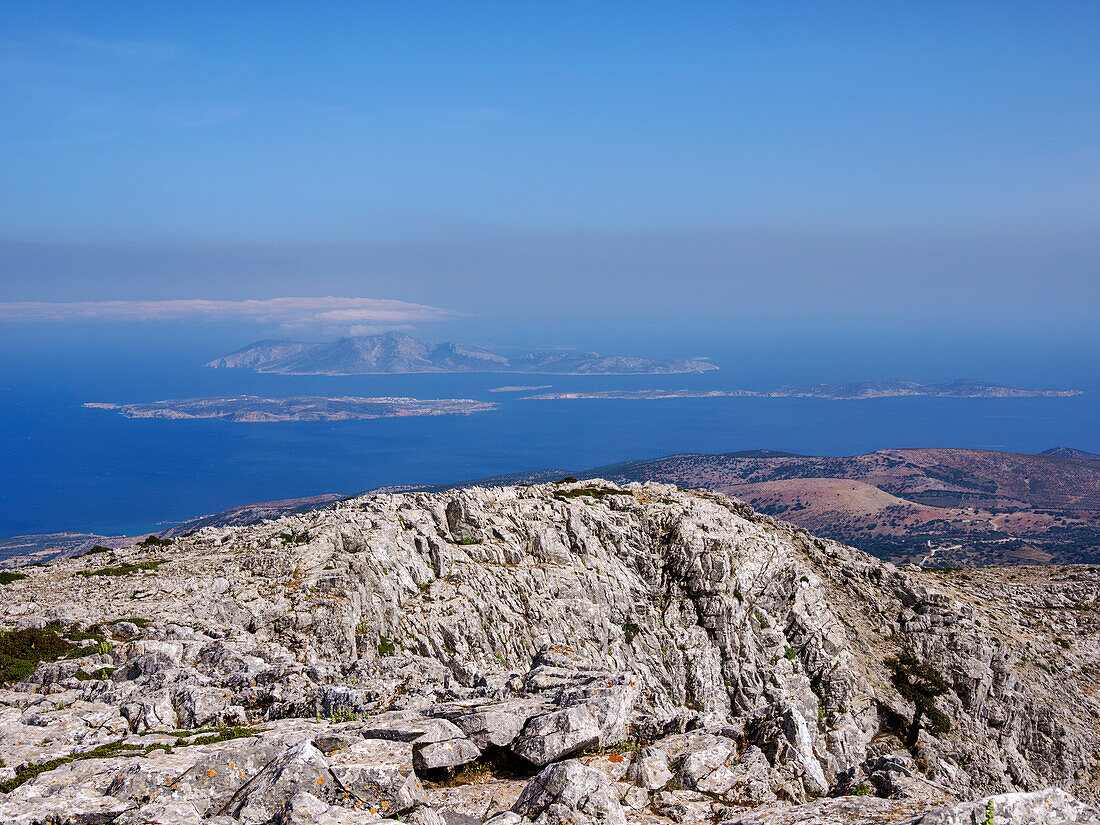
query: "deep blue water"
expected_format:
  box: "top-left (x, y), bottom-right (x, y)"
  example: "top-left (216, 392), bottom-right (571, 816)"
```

top-left (2, 337), bottom-right (1098, 539)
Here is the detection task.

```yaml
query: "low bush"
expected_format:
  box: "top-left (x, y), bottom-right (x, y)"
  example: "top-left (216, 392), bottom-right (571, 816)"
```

top-left (0, 627), bottom-right (77, 684)
top-left (887, 653), bottom-right (951, 741)
top-left (553, 486), bottom-right (627, 501)
top-left (79, 560), bottom-right (165, 578)
top-left (137, 535), bottom-right (173, 547)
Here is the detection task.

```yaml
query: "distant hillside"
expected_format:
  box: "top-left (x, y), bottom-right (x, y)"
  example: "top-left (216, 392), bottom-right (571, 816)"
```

top-left (425, 447), bottom-right (1100, 567)
top-left (1042, 446), bottom-right (1100, 461)
top-left (207, 332), bottom-right (718, 375)
top-left (9, 446), bottom-right (1100, 569)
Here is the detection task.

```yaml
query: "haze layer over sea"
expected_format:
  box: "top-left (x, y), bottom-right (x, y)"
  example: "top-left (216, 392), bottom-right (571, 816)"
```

top-left (2, 327), bottom-right (1098, 539)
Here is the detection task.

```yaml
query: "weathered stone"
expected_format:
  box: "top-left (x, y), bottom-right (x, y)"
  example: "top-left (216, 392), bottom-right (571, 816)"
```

top-left (2, 482), bottom-right (1100, 825)
top-left (115, 799), bottom-right (205, 825)
top-left (413, 736), bottom-right (482, 771)
top-left (326, 738), bottom-right (428, 814)
top-left (628, 746), bottom-right (673, 791)
top-left (512, 760), bottom-right (626, 825)
top-left (512, 706), bottom-right (602, 766)
top-left (280, 791), bottom-right (388, 824)
top-left (896, 787), bottom-right (1100, 825)
top-left (431, 699), bottom-right (548, 749)
top-left (228, 741), bottom-right (336, 825)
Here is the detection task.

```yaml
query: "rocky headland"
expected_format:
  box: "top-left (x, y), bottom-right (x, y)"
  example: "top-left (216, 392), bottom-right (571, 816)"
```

top-left (1, 481), bottom-right (1098, 824)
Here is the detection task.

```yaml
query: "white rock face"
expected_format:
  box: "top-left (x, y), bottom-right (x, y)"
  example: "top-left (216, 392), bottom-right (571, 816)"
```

top-left (0, 480), bottom-right (1098, 824)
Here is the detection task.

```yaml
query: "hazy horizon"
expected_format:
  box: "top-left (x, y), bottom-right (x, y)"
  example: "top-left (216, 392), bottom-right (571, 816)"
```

top-left (3, 2), bottom-right (1100, 368)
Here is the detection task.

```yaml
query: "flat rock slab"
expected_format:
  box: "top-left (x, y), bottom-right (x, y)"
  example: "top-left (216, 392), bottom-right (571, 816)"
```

top-left (512, 759), bottom-right (627, 825)
top-left (431, 699), bottom-right (552, 749)
top-left (327, 738), bottom-right (428, 814)
top-left (414, 737), bottom-right (482, 771)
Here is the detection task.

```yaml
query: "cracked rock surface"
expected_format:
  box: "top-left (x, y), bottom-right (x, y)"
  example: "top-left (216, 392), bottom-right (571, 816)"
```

top-left (1, 480), bottom-right (1099, 823)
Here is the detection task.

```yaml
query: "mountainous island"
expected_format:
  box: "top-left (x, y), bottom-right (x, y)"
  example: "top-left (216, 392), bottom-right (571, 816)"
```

top-left (521, 379), bottom-right (1082, 401)
top-left (2, 480), bottom-right (1099, 824)
top-left (207, 332), bottom-right (718, 375)
top-left (85, 395), bottom-right (497, 423)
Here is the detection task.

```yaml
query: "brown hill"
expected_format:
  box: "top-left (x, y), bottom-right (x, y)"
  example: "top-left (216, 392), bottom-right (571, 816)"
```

top-left (581, 448), bottom-right (1100, 566)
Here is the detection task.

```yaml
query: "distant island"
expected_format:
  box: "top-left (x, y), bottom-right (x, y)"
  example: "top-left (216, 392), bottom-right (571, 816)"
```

top-left (521, 379), bottom-right (1082, 401)
top-left (488, 385), bottom-right (552, 393)
top-left (206, 332), bottom-right (718, 375)
top-left (85, 395), bottom-right (497, 423)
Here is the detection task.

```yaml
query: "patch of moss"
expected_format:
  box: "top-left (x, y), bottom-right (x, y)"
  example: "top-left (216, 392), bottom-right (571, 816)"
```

top-left (454, 538), bottom-right (481, 545)
top-left (177, 725), bottom-right (256, 747)
top-left (0, 571), bottom-right (27, 585)
top-left (74, 667), bottom-right (114, 681)
top-left (78, 560), bottom-right (165, 578)
top-left (0, 741), bottom-right (144, 793)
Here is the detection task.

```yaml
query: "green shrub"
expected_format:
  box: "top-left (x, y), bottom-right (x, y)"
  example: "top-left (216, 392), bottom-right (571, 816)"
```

top-left (79, 560), bottom-right (165, 578)
top-left (137, 535), bottom-right (173, 547)
top-left (553, 486), bottom-right (626, 501)
top-left (0, 627), bottom-right (77, 684)
top-left (377, 636), bottom-right (397, 657)
top-left (0, 571), bottom-right (27, 585)
top-left (887, 653), bottom-right (951, 741)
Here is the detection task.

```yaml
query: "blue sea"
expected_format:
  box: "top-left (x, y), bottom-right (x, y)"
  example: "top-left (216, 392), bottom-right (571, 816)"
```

top-left (2, 331), bottom-right (1098, 539)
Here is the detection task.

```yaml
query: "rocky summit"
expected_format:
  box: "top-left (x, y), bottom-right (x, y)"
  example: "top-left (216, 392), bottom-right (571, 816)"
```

top-left (2, 481), bottom-right (1100, 824)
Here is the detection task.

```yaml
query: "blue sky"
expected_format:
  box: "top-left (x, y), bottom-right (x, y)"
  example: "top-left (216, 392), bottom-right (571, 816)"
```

top-left (1, 1), bottom-right (1099, 359)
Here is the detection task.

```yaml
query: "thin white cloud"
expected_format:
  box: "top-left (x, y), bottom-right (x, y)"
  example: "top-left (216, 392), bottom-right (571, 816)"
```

top-left (55, 33), bottom-right (179, 61)
top-left (0, 297), bottom-right (457, 326)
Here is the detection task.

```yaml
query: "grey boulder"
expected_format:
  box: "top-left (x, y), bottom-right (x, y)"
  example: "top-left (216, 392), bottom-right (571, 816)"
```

top-left (511, 759), bottom-right (626, 825)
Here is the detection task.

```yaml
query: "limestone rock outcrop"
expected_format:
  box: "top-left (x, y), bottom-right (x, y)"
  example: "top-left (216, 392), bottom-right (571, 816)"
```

top-left (1, 480), bottom-right (1098, 823)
